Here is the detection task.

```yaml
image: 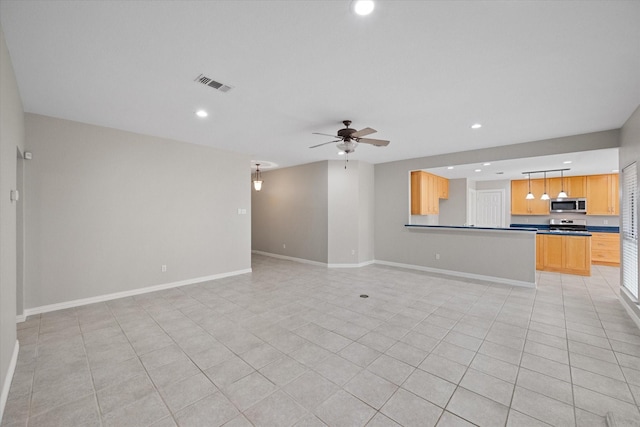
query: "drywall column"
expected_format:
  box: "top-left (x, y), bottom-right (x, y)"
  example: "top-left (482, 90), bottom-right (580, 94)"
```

top-left (327, 160), bottom-right (375, 266)
top-left (0, 24), bottom-right (24, 420)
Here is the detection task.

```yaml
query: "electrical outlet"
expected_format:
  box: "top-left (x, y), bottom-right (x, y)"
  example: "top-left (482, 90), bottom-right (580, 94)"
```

top-left (351, 249), bottom-right (356, 255)
top-left (283, 244), bottom-right (286, 249)
top-left (161, 265), bottom-right (167, 273)
top-left (604, 219), bottom-right (609, 225)
top-left (435, 253), bottom-right (440, 260)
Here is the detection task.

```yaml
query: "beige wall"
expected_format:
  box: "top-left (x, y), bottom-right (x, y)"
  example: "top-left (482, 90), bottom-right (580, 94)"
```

top-left (251, 161), bottom-right (329, 263)
top-left (24, 114), bottom-right (251, 309)
top-left (0, 25), bottom-right (24, 419)
top-left (252, 160), bottom-right (375, 265)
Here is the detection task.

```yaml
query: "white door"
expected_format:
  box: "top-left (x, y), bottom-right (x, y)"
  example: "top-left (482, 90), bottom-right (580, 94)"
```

top-left (476, 190), bottom-right (505, 228)
top-left (467, 188), bottom-right (476, 226)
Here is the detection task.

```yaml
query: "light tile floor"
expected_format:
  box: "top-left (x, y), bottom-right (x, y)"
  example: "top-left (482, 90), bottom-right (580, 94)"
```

top-left (3, 255), bottom-right (640, 427)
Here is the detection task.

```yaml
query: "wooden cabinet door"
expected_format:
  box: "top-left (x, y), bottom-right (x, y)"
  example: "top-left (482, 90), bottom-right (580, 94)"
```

top-left (543, 235), bottom-right (564, 270)
top-left (611, 174), bottom-right (619, 215)
top-left (591, 232), bottom-right (620, 265)
top-left (529, 179), bottom-right (549, 214)
top-left (428, 173), bottom-right (438, 214)
top-left (536, 234), bottom-right (544, 270)
top-left (565, 236), bottom-right (590, 273)
top-left (567, 176), bottom-right (586, 198)
top-left (586, 174), bottom-right (611, 215)
top-left (437, 176), bottom-right (449, 199)
top-left (411, 171), bottom-right (423, 215)
top-left (511, 180), bottom-right (530, 215)
top-left (548, 177), bottom-right (563, 199)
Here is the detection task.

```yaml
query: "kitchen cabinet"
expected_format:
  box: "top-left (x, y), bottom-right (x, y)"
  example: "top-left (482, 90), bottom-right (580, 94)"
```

top-left (591, 232), bottom-right (620, 266)
top-left (538, 234), bottom-right (591, 276)
top-left (437, 176), bottom-right (449, 199)
top-left (411, 171), bottom-right (448, 215)
top-left (586, 174), bottom-right (619, 215)
top-left (511, 179), bottom-right (549, 215)
top-left (548, 176), bottom-right (586, 198)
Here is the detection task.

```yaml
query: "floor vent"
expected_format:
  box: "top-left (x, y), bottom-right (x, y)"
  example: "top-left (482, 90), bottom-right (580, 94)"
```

top-left (194, 74), bottom-right (233, 93)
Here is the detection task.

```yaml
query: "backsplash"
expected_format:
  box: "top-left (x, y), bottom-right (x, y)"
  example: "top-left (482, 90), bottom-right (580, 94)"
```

top-left (511, 213), bottom-right (619, 227)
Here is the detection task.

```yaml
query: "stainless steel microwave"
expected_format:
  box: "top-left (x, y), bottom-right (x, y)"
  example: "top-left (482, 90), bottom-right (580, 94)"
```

top-left (550, 198), bottom-right (587, 213)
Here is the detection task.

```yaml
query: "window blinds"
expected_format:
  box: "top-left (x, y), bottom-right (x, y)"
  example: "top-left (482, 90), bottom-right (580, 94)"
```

top-left (622, 162), bottom-right (638, 299)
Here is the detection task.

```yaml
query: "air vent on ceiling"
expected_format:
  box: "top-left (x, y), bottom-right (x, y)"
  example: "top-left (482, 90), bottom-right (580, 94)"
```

top-left (195, 74), bottom-right (233, 93)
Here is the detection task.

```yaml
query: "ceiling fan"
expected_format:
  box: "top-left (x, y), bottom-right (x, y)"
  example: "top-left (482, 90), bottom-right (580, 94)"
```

top-left (310, 120), bottom-right (390, 156)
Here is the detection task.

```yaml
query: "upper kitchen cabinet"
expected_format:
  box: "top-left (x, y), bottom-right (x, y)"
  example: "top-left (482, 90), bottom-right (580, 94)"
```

top-left (411, 171), bottom-right (448, 215)
top-left (548, 176), bottom-right (586, 198)
top-left (511, 179), bottom-right (549, 215)
top-left (586, 174), bottom-right (619, 215)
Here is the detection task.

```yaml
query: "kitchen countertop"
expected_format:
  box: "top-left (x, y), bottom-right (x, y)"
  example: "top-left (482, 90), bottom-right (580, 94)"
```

top-left (511, 224), bottom-right (619, 234)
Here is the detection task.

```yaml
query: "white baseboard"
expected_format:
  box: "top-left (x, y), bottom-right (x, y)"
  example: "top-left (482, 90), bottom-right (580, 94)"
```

top-left (0, 340), bottom-right (19, 424)
top-left (620, 287), bottom-right (640, 331)
top-left (252, 250), bottom-right (376, 269)
top-left (252, 250), bottom-right (328, 267)
top-left (22, 268), bottom-right (252, 317)
top-left (373, 259), bottom-right (536, 288)
top-left (328, 261), bottom-right (375, 268)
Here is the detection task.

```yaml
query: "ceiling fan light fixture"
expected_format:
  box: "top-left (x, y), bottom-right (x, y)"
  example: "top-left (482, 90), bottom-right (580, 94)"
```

top-left (353, 0), bottom-right (375, 15)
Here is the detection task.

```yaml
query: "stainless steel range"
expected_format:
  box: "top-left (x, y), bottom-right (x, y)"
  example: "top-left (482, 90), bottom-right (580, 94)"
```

top-left (549, 218), bottom-right (589, 233)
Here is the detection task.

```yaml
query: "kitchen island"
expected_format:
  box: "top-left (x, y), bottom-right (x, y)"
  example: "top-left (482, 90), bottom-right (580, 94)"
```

top-left (403, 225), bottom-right (537, 287)
top-left (535, 231), bottom-right (591, 276)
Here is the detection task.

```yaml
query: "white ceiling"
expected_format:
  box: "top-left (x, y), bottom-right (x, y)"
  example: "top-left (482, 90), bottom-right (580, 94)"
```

top-left (1, 1), bottom-right (639, 169)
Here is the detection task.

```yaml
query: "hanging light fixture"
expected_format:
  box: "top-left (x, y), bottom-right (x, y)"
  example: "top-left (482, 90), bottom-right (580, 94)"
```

top-left (526, 173), bottom-right (535, 199)
top-left (540, 171), bottom-right (550, 200)
top-left (558, 169), bottom-right (568, 198)
top-left (253, 163), bottom-right (263, 191)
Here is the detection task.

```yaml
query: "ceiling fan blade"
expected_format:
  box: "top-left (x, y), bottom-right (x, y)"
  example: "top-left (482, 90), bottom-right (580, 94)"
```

top-left (309, 140), bottom-right (340, 149)
top-left (357, 137), bottom-right (390, 147)
top-left (350, 127), bottom-right (377, 138)
top-left (312, 132), bottom-right (340, 138)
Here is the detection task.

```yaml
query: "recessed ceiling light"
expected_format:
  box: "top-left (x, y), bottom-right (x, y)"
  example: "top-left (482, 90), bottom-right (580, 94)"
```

top-left (338, 151), bottom-right (345, 156)
top-left (483, 162), bottom-right (491, 166)
top-left (353, 0), bottom-right (375, 15)
top-left (195, 110), bottom-right (208, 118)
top-left (563, 160), bottom-right (572, 164)
top-left (447, 166), bottom-right (454, 170)
top-left (475, 169), bottom-right (481, 172)
top-left (471, 123), bottom-right (482, 129)
top-left (613, 169), bottom-right (619, 173)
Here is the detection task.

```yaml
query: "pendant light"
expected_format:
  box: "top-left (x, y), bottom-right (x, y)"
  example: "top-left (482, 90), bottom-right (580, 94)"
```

top-left (253, 163), bottom-right (263, 191)
top-left (558, 170), bottom-right (568, 198)
top-left (540, 171), bottom-right (550, 200)
top-left (526, 173), bottom-right (535, 199)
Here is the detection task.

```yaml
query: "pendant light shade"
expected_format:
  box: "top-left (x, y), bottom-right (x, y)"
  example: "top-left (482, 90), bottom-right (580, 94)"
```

top-left (558, 169), bottom-right (568, 198)
top-left (540, 171), bottom-right (550, 200)
top-left (526, 173), bottom-right (535, 199)
top-left (253, 164), bottom-right (263, 191)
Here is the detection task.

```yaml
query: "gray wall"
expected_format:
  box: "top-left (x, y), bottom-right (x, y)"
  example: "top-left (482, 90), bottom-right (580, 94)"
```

top-left (24, 114), bottom-right (251, 309)
top-left (0, 25), bottom-right (24, 417)
top-left (252, 160), bottom-right (375, 265)
top-left (438, 178), bottom-right (468, 226)
top-left (251, 161), bottom-right (329, 263)
top-left (619, 105), bottom-right (640, 320)
top-left (374, 130), bottom-right (619, 281)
